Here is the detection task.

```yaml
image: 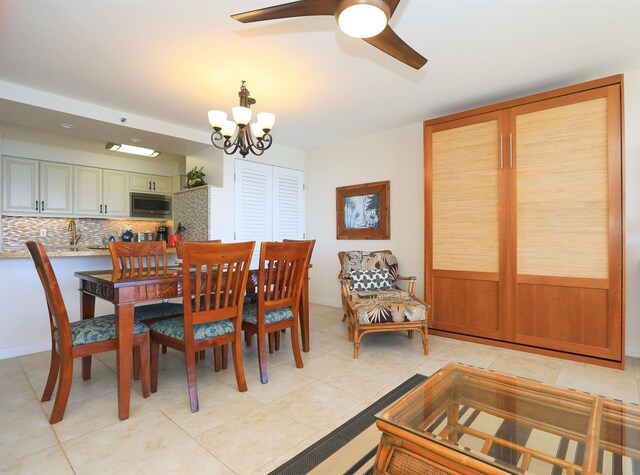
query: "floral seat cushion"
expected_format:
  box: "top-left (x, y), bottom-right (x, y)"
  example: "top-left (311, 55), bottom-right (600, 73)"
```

top-left (149, 317), bottom-right (235, 341)
top-left (353, 289), bottom-right (410, 300)
top-left (242, 303), bottom-right (294, 325)
top-left (55, 314), bottom-right (149, 346)
top-left (352, 295), bottom-right (427, 325)
top-left (134, 302), bottom-right (184, 322)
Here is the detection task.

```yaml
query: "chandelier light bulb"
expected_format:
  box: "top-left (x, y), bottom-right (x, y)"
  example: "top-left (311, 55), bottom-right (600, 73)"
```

top-left (232, 106), bottom-right (252, 126)
top-left (251, 122), bottom-right (265, 140)
top-left (221, 120), bottom-right (237, 138)
top-left (208, 110), bottom-right (227, 130)
top-left (257, 112), bottom-right (276, 132)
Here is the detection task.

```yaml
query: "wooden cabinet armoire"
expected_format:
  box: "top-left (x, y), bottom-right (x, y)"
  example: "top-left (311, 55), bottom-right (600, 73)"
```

top-left (424, 75), bottom-right (625, 367)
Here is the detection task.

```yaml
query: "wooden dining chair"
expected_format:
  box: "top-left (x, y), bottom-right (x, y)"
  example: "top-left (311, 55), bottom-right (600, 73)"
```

top-left (175, 239), bottom-right (225, 366)
top-left (26, 241), bottom-right (150, 424)
top-left (109, 241), bottom-right (184, 376)
top-left (267, 239), bottom-right (316, 352)
top-left (109, 240), bottom-right (184, 319)
top-left (108, 241), bottom-right (184, 323)
top-left (149, 241), bottom-right (255, 413)
top-left (242, 240), bottom-right (313, 384)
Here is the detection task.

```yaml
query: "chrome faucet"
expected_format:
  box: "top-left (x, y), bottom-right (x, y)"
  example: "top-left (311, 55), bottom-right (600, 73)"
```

top-left (67, 219), bottom-right (81, 245)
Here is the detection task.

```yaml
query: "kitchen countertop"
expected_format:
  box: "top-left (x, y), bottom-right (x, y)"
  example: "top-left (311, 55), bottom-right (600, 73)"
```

top-left (0, 245), bottom-right (177, 259)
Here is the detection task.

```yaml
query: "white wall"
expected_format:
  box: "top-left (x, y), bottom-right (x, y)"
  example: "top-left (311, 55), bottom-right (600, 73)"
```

top-left (306, 72), bottom-right (640, 356)
top-left (0, 254), bottom-right (116, 359)
top-left (1, 131), bottom-right (182, 177)
top-left (624, 70), bottom-right (640, 356)
top-left (306, 123), bottom-right (425, 305)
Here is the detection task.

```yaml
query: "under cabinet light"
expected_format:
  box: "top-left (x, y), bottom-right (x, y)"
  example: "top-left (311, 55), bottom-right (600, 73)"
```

top-left (105, 142), bottom-right (160, 158)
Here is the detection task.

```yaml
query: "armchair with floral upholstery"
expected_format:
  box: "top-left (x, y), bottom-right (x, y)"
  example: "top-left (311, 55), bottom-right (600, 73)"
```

top-left (338, 250), bottom-right (429, 359)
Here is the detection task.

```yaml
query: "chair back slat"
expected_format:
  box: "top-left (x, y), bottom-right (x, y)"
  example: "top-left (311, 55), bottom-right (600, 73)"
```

top-left (109, 241), bottom-right (169, 278)
top-left (181, 242), bottom-right (254, 329)
top-left (175, 239), bottom-right (221, 259)
top-left (25, 241), bottom-right (72, 348)
top-left (258, 241), bottom-right (312, 311)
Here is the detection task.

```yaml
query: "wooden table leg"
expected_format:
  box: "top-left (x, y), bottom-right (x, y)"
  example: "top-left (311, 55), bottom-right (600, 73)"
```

top-left (80, 290), bottom-right (95, 380)
top-left (300, 268), bottom-right (310, 352)
top-left (115, 300), bottom-right (135, 421)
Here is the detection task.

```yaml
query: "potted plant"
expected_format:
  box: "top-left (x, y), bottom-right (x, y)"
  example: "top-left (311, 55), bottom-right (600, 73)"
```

top-left (185, 166), bottom-right (206, 188)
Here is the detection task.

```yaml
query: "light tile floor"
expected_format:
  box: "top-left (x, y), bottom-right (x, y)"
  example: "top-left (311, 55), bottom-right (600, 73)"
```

top-left (1, 303), bottom-right (638, 474)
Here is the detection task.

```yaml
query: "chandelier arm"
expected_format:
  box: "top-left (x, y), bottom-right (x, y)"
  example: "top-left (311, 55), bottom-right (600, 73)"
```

top-left (210, 131), bottom-right (235, 151)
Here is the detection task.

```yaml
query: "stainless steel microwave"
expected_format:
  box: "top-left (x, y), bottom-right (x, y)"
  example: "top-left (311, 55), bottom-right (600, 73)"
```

top-left (130, 193), bottom-right (172, 218)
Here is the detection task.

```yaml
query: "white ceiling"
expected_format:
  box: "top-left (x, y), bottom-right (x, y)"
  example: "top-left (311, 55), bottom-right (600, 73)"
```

top-left (1, 0), bottom-right (640, 156)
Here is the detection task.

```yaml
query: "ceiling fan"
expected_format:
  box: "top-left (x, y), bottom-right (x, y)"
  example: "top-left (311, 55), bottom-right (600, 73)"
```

top-left (231, 0), bottom-right (427, 69)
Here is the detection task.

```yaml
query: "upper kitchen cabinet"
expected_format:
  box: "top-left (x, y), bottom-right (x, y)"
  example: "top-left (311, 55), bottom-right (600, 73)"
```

top-left (2, 157), bottom-right (73, 215)
top-left (74, 166), bottom-right (129, 217)
top-left (129, 173), bottom-right (172, 194)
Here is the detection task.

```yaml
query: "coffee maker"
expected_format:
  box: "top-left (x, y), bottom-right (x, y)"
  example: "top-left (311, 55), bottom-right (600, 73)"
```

top-left (156, 225), bottom-right (168, 242)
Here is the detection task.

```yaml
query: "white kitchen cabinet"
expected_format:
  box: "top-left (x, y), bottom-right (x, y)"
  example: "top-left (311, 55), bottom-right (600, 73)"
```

top-left (129, 173), bottom-right (172, 193)
top-left (74, 166), bottom-right (129, 217)
top-left (2, 157), bottom-right (73, 215)
top-left (40, 161), bottom-right (74, 214)
top-left (103, 169), bottom-right (129, 216)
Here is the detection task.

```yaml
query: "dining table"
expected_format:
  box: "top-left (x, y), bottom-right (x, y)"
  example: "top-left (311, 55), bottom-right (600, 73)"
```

top-left (75, 266), bottom-right (311, 421)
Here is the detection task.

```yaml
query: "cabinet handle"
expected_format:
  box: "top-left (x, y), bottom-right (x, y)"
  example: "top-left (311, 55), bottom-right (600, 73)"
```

top-left (100, 204), bottom-right (103, 214)
top-left (499, 135), bottom-right (504, 169)
top-left (41, 201), bottom-right (44, 211)
top-left (35, 201), bottom-right (39, 211)
top-left (105, 204), bottom-right (108, 214)
top-left (152, 181), bottom-right (156, 190)
top-left (509, 133), bottom-right (513, 169)
top-left (149, 181), bottom-right (152, 190)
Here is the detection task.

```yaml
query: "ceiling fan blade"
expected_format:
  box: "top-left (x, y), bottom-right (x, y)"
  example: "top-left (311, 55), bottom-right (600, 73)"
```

top-left (232, 0), bottom-right (336, 23)
top-left (384, 0), bottom-right (401, 17)
top-left (364, 25), bottom-right (427, 69)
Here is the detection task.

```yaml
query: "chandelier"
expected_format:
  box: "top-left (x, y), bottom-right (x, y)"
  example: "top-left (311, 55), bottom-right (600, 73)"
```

top-left (208, 81), bottom-right (275, 158)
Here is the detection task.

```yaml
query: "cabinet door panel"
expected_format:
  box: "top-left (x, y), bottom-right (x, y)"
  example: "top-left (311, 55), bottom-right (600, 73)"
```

top-left (515, 282), bottom-right (615, 359)
top-left (516, 97), bottom-right (609, 279)
top-left (103, 170), bottom-right (129, 217)
top-left (152, 175), bottom-right (172, 193)
top-left (40, 161), bottom-right (73, 214)
top-left (426, 113), bottom-right (506, 339)
top-left (2, 157), bottom-right (38, 213)
top-left (431, 120), bottom-right (500, 273)
top-left (130, 173), bottom-right (152, 192)
top-left (432, 274), bottom-right (500, 339)
top-left (512, 86), bottom-right (622, 361)
top-left (74, 166), bottom-right (103, 216)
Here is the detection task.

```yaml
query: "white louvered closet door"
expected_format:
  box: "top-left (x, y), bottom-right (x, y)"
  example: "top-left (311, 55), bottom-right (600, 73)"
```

top-left (273, 166), bottom-right (304, 241)
top-left (234, 160), bottom-right (304, 267)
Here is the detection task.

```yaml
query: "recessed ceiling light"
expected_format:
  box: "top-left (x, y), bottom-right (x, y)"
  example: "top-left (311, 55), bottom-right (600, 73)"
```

top-left (129, 137), bottom-right (142, 143)
top-left (60, 123), bottom-right (75, 129)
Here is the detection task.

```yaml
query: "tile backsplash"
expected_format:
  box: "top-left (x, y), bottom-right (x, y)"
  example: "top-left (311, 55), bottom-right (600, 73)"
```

top-left (1, 216), bottom-right (173, 251)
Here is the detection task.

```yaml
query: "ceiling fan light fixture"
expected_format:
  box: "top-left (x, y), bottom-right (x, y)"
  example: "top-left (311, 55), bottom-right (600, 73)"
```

top-left (336, 0), bottom-right (389, 38)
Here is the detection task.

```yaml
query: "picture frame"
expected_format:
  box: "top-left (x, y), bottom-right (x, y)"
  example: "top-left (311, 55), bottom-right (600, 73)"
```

top-left (336, 180), bottom-right (390, 240)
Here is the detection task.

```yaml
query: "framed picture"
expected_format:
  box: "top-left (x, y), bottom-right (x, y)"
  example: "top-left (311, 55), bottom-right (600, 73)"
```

top-left (336, 180), bottom-right (390, 240)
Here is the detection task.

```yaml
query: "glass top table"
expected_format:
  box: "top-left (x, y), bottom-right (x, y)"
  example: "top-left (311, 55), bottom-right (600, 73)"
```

top-left (375, 363), bottom-right (640, 474)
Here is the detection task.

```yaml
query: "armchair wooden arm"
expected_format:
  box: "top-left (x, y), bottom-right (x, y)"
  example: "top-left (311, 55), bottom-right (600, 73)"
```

top-left (395, 275), bottom-right (417, 295)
